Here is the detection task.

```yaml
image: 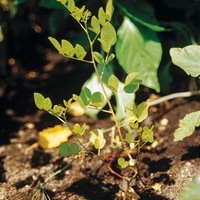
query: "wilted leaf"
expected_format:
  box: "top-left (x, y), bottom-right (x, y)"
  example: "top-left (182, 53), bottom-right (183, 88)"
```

top-left (174, 111), bottom-right (200, 142)
top-left (170, 45), bottom-right (200, 77)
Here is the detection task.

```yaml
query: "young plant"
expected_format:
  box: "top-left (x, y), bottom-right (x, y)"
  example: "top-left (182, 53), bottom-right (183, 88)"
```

top-left (34, 0), bottom-right (154, 198)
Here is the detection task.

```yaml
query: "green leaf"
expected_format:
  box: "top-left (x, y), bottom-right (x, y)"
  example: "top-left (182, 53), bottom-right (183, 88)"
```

top-left (176, 175), bottom-right (200, 200)
top-left (72, 94), bottom-right (86, 110)
top-left (59, 142), bottom-right (79, 157)
top-left (34, 93), bottom-right (45, 109)
top-left (90, 92), bottom-right (105, 108)
top-left (174, 111), bottom-right (200, 142)
top-left (75, 44), bottom-right (87, 59)
top-left (79, 87), bottom-right (92, 106)
top-left (59, 142), bottom-right (70, 157)
top-left (67, 0), bottom-right (75, 12)
top-left (137, 102), bottom-right (149, 122)
top-left (142, 126), bottom-right (154, 143)
top-left (124, 72), bottom-right (142, 93)
top-left (105, 53), bottom-right (115, 65)
top-left (92, 51), bottom-right (104, 64)
top-left (115, 0), bottom-right (165, 32)
top-left (61, 39), bottom-right (74, 55)
top-left (117, 157), bottom-right (129, 168)
top-left (69, 142), bottom-right (79, 154)
top-left (98, 22), bottom-right (117, 53)
top-left (107, 75), bottom-right (119, 93)
top-left (53, 105), bottom-right (64, 116)
top-left (42, 98), bottom-right (52, 111)
top-left (125, 133), bottom-right (133, 143)
top-left (72, 123), bottom-right (86, 136)
top-left (82, 71), bottom-right (113, 119)
top-left (170, 45), bottom-right (200, 77)
top-left (115, 17), bottom-right (162, 92)
top-left (89, 16), bottom-right (101, 34)
top-left (98, 7), bottom-right (108, 25)
top-left (48, 37), bottom-right (62, 53)
top-left (105, 0), bottom-right (113, 21)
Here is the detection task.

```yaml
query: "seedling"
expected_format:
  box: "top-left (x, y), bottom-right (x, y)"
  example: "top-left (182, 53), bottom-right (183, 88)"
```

top-left (34, 0), bottom-right (154, 198)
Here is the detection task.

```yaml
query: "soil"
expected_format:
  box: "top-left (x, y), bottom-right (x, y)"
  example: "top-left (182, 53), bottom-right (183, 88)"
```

top-left (0, 52), bottom-right (200, 200)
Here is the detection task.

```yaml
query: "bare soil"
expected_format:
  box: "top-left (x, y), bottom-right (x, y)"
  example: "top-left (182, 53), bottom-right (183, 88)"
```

top-left (0, 55), bottom-right (199, 200)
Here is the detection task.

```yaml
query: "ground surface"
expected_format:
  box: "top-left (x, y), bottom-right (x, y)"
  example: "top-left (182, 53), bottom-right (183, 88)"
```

top-left (0, 54), bottom-right (199, 200)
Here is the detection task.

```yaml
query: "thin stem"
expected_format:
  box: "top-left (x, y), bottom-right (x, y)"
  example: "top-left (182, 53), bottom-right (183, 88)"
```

top-left (148, 90), bottom-right (200, 107)
top-left (41, 156), bottom-right (78, 187)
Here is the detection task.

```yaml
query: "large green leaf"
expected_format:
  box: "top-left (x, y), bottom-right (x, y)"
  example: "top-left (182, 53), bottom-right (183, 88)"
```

top-left (115, 17), bottom-right (162, 92)
top-left (115, 0), bottom-right (165, 32)
top-left (174, 111), bottom-right (200, 142)
top-left (170, 45), bottom-right (200, 77)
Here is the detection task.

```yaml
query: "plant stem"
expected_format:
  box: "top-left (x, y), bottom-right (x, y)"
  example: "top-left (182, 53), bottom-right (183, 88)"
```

top-left (148, 90), bottom-right (200, 107)
top-left (41, 156), bottom-right (78, 187)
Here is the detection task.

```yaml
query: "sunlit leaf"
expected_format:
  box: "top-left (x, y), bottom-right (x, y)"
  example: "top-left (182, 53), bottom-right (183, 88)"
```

top-left (125, 133), bottom-right (133, 143)
top-left (42, 98), bottom-right (52, 111)
top-left (34, 93), bottom-right (45, 109)
top-left (93, 51), bottom-right (104, 64)
top-left (170, 45), bottom-right (200, 77)
top-left (90, 92), bottom-right (105, 108)
top-left (89, 16), bottom-right (101, 34)
top-left (105, 53), bottom-right (115, 65)
top-left (98, 7), bottom-right (108, 25)
top-left (67, 0), bottom-right (75, 12)
top-left (98, 22), bottom-right (116, 52)
top-left (142, 126), bottom-right (154, 143)
top-left (174, 111), bottom-right (200, 142)
top-left (107, 75), bottom-right (119, 93)
top-left (61, 39), bottom-right (73, 55)
top-left (75, 44), bottom-right (87, 59)
top-left (117, 157), bottom-right (129, 168)
top-left (79, 87), bottom-right (91, 106)
top-left (137, 102), bottom-right (149, 122)
top-left (48, 37), bottom-right (62, 53)
top-left (105, 0), bottom-right (113, 21)
top-left (72, 123), bottom-right (86, 136)
top-left (115, 17), bottom-right (162, 92)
